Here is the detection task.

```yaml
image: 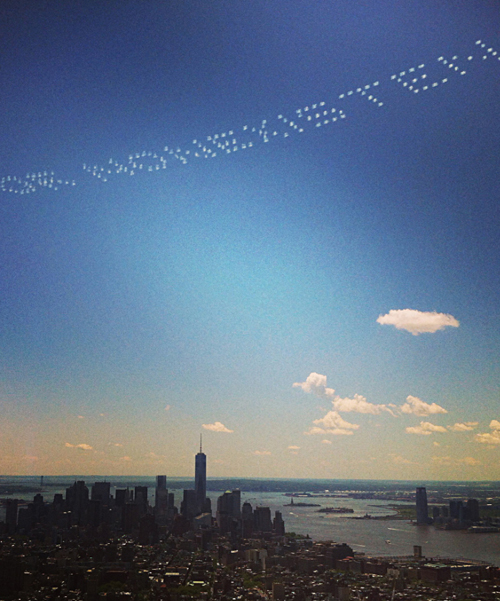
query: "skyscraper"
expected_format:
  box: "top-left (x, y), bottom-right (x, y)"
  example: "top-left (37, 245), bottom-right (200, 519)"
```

top-left (195, 435), bottom-right (207, 514)
top-left (416, 486), bottom-right (429, 525)
top-left (155, 475), bottom-right (168, 524)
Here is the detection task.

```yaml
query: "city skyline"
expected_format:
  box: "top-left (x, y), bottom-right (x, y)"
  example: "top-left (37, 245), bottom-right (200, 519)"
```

top-left (1, 1), bottom-right (500, 480)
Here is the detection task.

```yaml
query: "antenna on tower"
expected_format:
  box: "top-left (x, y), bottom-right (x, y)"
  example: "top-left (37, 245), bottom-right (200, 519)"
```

top-left (200, 433), bottom-right (202, 453)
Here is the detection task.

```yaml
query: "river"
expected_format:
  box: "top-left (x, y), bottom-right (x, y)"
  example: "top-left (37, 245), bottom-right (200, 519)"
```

top-left (1, 477), bottom-right (499, 566)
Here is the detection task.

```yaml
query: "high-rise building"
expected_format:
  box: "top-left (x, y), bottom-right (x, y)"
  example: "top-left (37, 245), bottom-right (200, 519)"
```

top-left (216, 489), bottom-right (241, 534)
top-left (91, 481), bottom-right (110, 504)
top-left (5, 499), bottom-right (18, 535)
top-left (416, 487), bottom-right (429, 525)
top-left (254, 506), bottom-right (273, 532)
top-left (155, 475), bottom-right (168, 524)
top-left (195, 435), bottom-right (207, 514)
top-left (181, 489), bottom-right (198, 521)
top-left (466, 498), bottom-right (480, 522)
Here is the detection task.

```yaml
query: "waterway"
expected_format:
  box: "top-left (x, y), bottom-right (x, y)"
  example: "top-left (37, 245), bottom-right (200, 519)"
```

top-left (1, 477), bottom-right (499, 566)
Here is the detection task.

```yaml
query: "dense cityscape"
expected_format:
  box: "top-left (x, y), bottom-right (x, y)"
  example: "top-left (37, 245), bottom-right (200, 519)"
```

top-left (1, 445), bottom-right (500, 600)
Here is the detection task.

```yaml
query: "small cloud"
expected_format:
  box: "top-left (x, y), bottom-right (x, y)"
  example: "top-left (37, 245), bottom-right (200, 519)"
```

top-left (288, 445), bottom-right (301, 450)
top-left (65, 442), bottom-right (93, 451)
top-left (305, 410), bottom-right (359, 436)
top-left (332, 393), bottom-right (395, 415)
top-left (475, 431), bottom-right (500, 445)
top-left (432, 455), bottom-right (453, 466)
top-left (388, 453), bottom-right (416, 465)
top-left (293, 372), bottom-right (335, 397)
top-left (459, 456), bottom-right (481, 466)
top-left (99, 413), bottom-right (105, 417)
top-left (475, 421), bottom-right (500, 445)
top-left (432, 455), bottom-right (481, 467)
top-left (109, 442), bottom-right (123, 447)
top-left (401, 395), bottom-right (447, 417)
top-left (202, 421), bottom-right (233, 433)
top-left (377, 309), bottom-right (459, 335)
top-left (120, 456), bottom-right (132, 462)
top-left (165, 405), bottom-right (171, 412)
top-left (448, 422), bottom-right (478, 432)
top-left (77, 415), bottom-right (84, 419)
top-left (321, 439), bottom-right (333, 444)
top-left (294, 373), bottom-right (394, 414)
top-left (406, 421), bottom-right (447, 435)
top-left (23, 455), bottom-right (39, 462)
top-left (433, 441), bottom-right (440, 447)
top-left (253, 450), bottom-right (272, 456)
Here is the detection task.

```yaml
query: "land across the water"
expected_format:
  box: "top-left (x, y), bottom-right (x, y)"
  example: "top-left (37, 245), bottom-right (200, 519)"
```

top-left (2, 476), bottom-right (500, 565)
top-left (284, 502), bottom-right (321, 507)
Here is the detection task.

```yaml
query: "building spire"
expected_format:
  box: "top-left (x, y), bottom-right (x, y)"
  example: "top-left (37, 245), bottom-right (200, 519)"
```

top-left (200, 433), bottom-right (202, 453)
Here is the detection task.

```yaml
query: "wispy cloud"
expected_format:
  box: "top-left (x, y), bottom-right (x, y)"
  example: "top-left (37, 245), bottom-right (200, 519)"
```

top-left (405, 421), bottom-right (447, 435)
top-left (202, 421), bottom-right (233, 433)
top-left (305, 410), bottom-right (360, 436)
top-left (287, 445), bottom-right (300, 450)
top-left (448, 422), bottom-right (478, 432)
top-left (388, 453), bottom-right (417, 465)
top-left (65, 442), bottom-right (93, 451)
top-left (321, 439), bottom-right (332, 444)
top-left (432, 455), bottom-right (481, 467)
top-left (253, 450), bottom-right (271, 456)
top-left (401, 395), bottom-right (447, 416)
top-left (165, 404), bottom-right (171, 412)
top-left (294, 373), bottom-right (393, 414)
top-left (475, 420), bottom-right (500, 445)
top-left (377, 309), bottom-right (459, 335)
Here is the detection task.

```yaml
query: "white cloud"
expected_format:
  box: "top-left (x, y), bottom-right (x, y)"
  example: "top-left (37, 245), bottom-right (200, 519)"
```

top-left (475, 421), bottom-right (500, 445)
top-left (65, 442), bottom-right (93, 451)
top-left (332, 393), bottom-right (394, 415)
top-left (202, 421), bottom-right (233, 433)
top-left (294, 373), bottom-right (393, 414)
top-left (388, 453), bottom-right (416, 465)
top-left (459, 456), bottom-right (481, 466)
top-left (448, 422), bottom-right (478, 432)
top-left (305, 410), bottom-right (360, 436)
top-left (377, 309), bottom-right (459, 335)
top-left (405, 421), bottom-right (447, 435)
top-left (253, 450), bottom-right (272, 456)
top-left (432, 455), bottom-right (481, 467)
top-left (293, 372), bottom-right (335, 397)
top-left (431, 455), bottom-right (453, 466)
top-left (401, 395), bottom-right (447, 417)
top-left (475, 431), bottom-right (500, 444)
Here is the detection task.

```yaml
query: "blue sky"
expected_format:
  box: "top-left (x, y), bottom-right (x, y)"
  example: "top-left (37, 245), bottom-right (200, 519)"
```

top-left (1, 0), bottom-right (500, 479)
